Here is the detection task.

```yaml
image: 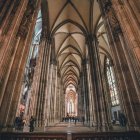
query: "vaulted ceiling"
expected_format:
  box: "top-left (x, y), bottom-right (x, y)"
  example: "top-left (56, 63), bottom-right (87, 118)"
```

top-left (31, 0), bottom-right (112, 91)
top-left (46, 0), bottom-right (102, 90)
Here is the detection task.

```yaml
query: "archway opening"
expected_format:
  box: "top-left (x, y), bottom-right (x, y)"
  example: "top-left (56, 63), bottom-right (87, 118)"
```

top-left (65, 84), bottom-right (78, 117)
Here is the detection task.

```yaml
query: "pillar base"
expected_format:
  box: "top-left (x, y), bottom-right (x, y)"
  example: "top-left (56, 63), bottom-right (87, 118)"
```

top-left (92, 122), bottom-right (113, 132)
top-left (34, 126), bottom-right (45, 132)
top-left (23, 125), bottom-right (29, 132)
top-left (127, 125), bottom-right (140, 131)
top-left (134, 126), bottom-right (140, 132)
top-left (46, 122), bottom-right (56, 127)
top-left (0, 125), bottom-right (15, 132)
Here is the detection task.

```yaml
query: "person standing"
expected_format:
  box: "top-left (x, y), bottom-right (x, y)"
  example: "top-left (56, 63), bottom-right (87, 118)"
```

top-left (119, 112), bottom-right (127, 127)
top-left (82, 116), bottom-right (85, 125)
top-left (14, 116), bottom-right (19, 131)
top-left (29, 116), bottom-right (36, 132)
top-left (74, 117), bottom-right (77, 125)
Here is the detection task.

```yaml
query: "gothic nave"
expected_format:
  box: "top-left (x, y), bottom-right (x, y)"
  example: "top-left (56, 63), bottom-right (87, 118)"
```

top-left (0, 0), bottom-right (140, 139)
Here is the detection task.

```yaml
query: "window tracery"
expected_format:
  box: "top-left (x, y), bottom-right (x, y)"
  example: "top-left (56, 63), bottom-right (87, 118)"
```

top-left (106, 58), bottom-right (119, 106)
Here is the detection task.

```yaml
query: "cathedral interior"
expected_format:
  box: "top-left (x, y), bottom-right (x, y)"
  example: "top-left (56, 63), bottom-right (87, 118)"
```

top-left (0, 0), bottom-right (140, 139)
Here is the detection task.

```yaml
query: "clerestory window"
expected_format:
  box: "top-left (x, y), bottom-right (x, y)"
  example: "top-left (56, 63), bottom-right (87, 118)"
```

top-left (106, 58), bottom-right (119, 106)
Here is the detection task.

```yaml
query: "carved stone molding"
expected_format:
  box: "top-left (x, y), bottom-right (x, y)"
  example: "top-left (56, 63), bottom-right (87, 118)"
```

top-left (50, 59), bottom-right (57, 65)
top-left (86, 33), bottom-right (97, 44)
top-left (101, 0), bottom-right (123, 40)
top-left (107, 6), bottom-right (122, 39)
top-left (47, 36), bottom-right (53, 45)
top-left (113, 24), bottom-right (122, 39)
top-left (82, 58), bottom-right (88, 65)
top-left (118, 0), bottom-right (124, 5)
top-left (17, 0), bottom-right (35, 38)
top-left (2, 0), bottom-right (20, 35)
top-left (103, 0), bottom-right (112, 14)
top-left (57, 71), bottom-right (61, 78)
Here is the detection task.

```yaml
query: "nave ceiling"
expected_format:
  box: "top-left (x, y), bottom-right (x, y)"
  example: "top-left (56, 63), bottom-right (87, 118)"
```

top-left (34, 0), bottom-right (111, 90)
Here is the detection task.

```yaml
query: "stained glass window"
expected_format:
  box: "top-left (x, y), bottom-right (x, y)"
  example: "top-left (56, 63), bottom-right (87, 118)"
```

top-left (106, 58), bottom-right (119, 106)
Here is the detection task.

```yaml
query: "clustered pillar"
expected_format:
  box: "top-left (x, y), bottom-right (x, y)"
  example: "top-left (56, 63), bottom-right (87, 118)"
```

top-left (98, 0), bottom-right (140, 130)
top-left (0, 0), bottom-right (41, 131)
top-left (87, 35), bottom-right (110, 131)
top-left (0, 0), bottom-right (140, 133)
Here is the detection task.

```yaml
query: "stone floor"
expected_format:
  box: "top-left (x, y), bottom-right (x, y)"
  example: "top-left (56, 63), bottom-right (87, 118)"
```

top-left (44, 122), bottom-right (128, 140)
top-left (23, 121), bottom-right (127, 133)
top-left (45, 122), bottom-right (95, 133)
top-left (19, 122), bottom-right (129, 140)
top-left (44, 122), bottom-right (127, 133)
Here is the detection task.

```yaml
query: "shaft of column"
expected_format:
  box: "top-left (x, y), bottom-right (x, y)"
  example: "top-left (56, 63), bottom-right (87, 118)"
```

top-left (0, 0), bottom-right (40, 131)
top-left (98, 0), bottom-right (140, 130)
top-left (112, 0), bottom-right (140, 64)
top-left (0, 0), bottom-right (28, 106)
top-left (82, 59), bottom-right (90, 126)
top-left (87, 34), bottom-right (111, 131)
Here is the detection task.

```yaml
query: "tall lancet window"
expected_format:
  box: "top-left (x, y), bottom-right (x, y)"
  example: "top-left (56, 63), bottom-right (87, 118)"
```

top-left (106, 58), bottom-right (119, 106)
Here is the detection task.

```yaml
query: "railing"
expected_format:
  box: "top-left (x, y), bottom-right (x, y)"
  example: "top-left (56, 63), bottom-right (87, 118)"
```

top-left (72, 131), bottom-right (140, 140)
top-left (0, 131), bottom-right (139, 140)
top-left (0, 132), bottom-right (67, 140)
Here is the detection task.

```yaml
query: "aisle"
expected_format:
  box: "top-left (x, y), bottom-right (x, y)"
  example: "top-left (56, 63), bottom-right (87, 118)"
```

top-left (45, 122), bottom-right (95, 133)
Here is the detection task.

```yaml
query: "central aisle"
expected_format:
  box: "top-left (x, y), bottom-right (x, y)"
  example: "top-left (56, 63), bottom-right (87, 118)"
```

top-left (45, 122), bottom-right (95, 133)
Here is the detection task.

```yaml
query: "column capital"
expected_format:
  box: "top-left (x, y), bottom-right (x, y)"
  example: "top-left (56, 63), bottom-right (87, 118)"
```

top-left (106, 6), bottom-right (122, 39)
top-left (47, 36), bottom-right (53, 44)
top-left (103, 0), bottom-right (112, 14)
top-left (80, 72), bottom-right (83, 77)
top-left (57, 70), bottom-right (61, 78)
top-left (86, 34), bottom-right (96, 44)
top-left (82, 58), bottom-right (89, 65)
top-left (113, 24), bottom-right (122, 39)
top-left (50, 58), bottom-right (57, 65)
top-left (17, 0), bottom-right (35, 38)
top-left (40, 28), bottom-right (47, 40)
top-left (40, 33), bottom-right (53, 45)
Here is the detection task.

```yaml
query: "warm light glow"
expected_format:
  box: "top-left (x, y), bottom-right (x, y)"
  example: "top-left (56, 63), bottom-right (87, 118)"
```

top-left (65, 84), bottom-right (78, 116)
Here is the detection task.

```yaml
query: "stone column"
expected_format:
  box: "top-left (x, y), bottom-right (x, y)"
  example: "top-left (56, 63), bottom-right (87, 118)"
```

top-left (86, 59), bottom-right (95, 127)
top-left (31, 37), bottom-right (51, 130)
top-left (111, 0), bottom-right (140, 101)
top-left (0, 0), bottom-right (28, 106)
top-left (55, 73), bottom-right (61, 122)
top-left (44, 45), bottom-right (57, 126)
top-left (112, 0), bottom-right (140, 64)
top-left (27, 35), bottom-right (49, 119)
top-left (52, 60), bottom-right (58, 124)
top-left (98, 0), bottom-right (140, 130)
top-left (0, 0), bottom-right (15, 30)
top-left (59, 84), bottom-right (63, 120)
top-left (48, 59), bottom-right (57, 125)
top-left (77, 79), bottom-right (82, 117)
top-left (53, 64), bottom-right (58, 124)
top-left (78, 73), bottom-right (85, 117)
top-left (87, 34), bottom-right (111, 131)
top-left (60, 88), bottom-right (65, 119)
top-left (81, 59), bottom-right (90, 126)
top-left (0, 0), bottom-right (40, 131)
top-left (126, 0), bottom-right (140, 25)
